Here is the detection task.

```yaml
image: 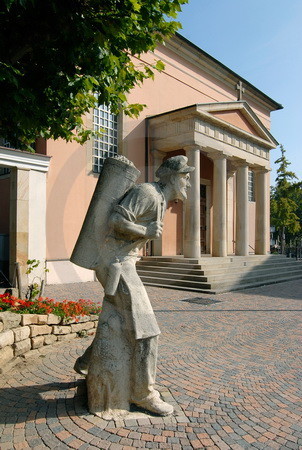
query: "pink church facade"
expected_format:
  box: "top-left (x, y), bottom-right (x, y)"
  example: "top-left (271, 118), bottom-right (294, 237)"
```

top-left (0, 34), bottom-right (282, 286)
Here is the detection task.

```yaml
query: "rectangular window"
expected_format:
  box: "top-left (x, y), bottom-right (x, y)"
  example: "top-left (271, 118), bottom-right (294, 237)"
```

top-left (92, 104), bottom-right (118, 173)
top-left (248, 170), bottom-right (255, 202)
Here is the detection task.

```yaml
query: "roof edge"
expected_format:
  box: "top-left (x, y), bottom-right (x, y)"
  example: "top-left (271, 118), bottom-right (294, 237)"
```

top-left (168, 33), bottom-right (283, 112)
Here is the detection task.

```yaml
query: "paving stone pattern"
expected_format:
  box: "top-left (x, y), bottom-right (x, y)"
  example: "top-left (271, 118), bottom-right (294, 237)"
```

top-left (1, 280), bottom-right (302, 449)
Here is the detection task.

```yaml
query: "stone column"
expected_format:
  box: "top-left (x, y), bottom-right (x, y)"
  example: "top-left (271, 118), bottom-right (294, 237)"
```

top-left (235, 162), bottom-right (249, 256)
top-left (9, 168), bottom-right (48, 287)
top-left (152, 149), bottom-right (166, 256)
top-left (205, 184), bottom-right (211, 254)
top-left (227, 165), bottom-right (236, 255)
top-left (183, 145), bottom-right (201, 258)
top-left (9, 168), bottom-right (30, 285)
top-left (255, 169), bottom-right (269, 255)
top-left (212, 153), bottom-right (227, 257)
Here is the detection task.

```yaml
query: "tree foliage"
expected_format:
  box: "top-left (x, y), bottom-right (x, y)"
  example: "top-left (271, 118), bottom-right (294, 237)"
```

top-left (0, 0), bottom-right (187, 149)
top-left (270, 145), bottom-right (302, 250)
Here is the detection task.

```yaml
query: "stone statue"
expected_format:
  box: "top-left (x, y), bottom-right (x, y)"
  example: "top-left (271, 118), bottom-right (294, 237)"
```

top-left (71, 155), bottom-right (194, 419)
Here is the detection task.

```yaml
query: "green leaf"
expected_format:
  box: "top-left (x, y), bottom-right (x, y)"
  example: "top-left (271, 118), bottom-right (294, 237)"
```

top-left (129, 0), bottom-right (141, 12)
top-left (155, 60), bottom-right (165, 71)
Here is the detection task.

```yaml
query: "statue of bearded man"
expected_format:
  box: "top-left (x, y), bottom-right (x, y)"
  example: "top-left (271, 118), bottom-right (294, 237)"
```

top-left (72, 155), bottom-right (194, 419)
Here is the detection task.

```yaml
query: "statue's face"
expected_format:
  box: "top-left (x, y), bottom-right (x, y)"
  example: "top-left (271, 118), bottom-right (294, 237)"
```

top-left (171, 173), bottom-right (191, 201)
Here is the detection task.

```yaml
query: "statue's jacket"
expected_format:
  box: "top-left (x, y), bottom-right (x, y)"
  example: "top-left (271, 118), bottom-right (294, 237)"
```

top-left (95, 182), bottom-right (166, 341)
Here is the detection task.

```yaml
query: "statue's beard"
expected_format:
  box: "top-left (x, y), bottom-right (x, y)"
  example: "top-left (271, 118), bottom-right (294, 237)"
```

top-left (175, 188), bottom-right (187, 202)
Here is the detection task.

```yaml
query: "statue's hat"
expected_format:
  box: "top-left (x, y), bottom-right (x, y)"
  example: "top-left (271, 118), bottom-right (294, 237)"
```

top-left (155, 155), bottom-right (195, 179)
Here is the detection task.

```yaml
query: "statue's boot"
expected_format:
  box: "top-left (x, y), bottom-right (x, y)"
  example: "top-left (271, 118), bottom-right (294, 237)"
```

top-left (133, 390), bottom-right (173, 416)
top-left (74, 344), bottom-right (93, 375)
top-left (74, 357), bottom-right (88, 375)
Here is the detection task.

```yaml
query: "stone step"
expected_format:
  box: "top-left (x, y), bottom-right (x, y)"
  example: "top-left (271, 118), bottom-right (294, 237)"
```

top-left (198, 256), bottom-right (298, 267)
top-left (204, 259), bottom-right (300, 270)
top-left (142, 255), bottom-right (289, 266)
top-left (137, 265), bottom-right (206, 276)
top-left (209, 273), bottom-right (302, 293)
top-left (137, 258), bottom-right (300, 273)
top-left (208, 268), bottom-right (302, 286)
top-left (137, 269), bottom-right (208, 282)
top-left (137, 261), bottom-right (302, 277)
top-left (137, 255), bottom-right (302, 293)
top-left (139, 275), bottom-right (212, 290)
top-left (137, 265), bottom-right (302, 282)
top-left (137, 261), bottom-right (203, 270)
top-left (139, 267), bottom-right (302, 288)
top-left (142, 254), bottom-right (287, 262)
top-left (141, 273), bottom-right (302, 294)
top-left (142, 256), bottom-right (200, 264)
top-left (199, 254), bottom-right (285, 261)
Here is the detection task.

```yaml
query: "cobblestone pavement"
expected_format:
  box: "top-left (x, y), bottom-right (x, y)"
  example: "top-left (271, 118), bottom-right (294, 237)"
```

top-left (1, 280), bottom-right (302, 449)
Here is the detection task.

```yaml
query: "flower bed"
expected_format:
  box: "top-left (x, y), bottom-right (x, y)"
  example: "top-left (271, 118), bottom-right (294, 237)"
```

top-left (0, 294), bottom-right (101, 372)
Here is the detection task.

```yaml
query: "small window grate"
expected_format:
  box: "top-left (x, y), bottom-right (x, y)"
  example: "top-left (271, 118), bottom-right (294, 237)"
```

top-left (248, 170), bottom-right (255, 202)
top-left (92, 104), bottom-right (118, 173)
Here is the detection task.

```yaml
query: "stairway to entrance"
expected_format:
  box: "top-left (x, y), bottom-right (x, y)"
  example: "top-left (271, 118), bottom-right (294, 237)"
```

top-left (136, 255), bottom-right (302, 293)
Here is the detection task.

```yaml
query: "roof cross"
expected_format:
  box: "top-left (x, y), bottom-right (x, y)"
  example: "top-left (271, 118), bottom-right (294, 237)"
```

top-left (236, 80), bottom-right (245, 101)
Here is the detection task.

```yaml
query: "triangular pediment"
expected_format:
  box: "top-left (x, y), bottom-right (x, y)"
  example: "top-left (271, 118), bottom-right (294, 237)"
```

top-left (197, 102), bottom-right (278, 147)
top-left (210, 109), bottom-right (262, 137)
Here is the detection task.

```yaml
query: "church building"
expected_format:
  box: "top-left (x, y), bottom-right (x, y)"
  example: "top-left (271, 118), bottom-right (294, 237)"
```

top-left (0, 33), bottom-right (282, 288)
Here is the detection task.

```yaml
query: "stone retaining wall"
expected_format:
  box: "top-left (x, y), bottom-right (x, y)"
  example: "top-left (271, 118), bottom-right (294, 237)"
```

top-left (0, 311), bottom-right (98, 371)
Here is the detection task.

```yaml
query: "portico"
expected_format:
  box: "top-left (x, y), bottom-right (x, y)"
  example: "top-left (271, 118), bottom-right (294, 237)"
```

top-left (148, 102), bottom-right (278, 258)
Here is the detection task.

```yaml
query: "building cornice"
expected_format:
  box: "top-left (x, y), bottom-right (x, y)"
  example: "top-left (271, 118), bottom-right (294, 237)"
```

top-left (148, 103), bottom-right (278, 169)
top-left (0, 147), bottom-right (51, 172)
top-left (148, 102), bottom-right (278, 149)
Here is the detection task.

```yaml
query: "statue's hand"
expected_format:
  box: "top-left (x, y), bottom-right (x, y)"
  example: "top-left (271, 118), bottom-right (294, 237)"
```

top-left (145, 221), bottom-right (163, 239)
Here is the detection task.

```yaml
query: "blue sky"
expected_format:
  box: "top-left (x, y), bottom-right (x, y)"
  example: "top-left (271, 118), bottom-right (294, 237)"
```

top-left (177, 0), bottom-right (302, 183)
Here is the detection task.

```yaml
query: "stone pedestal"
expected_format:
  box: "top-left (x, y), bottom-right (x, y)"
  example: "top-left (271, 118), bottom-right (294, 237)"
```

top-left (183, 146), bottom-right (201, 258)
